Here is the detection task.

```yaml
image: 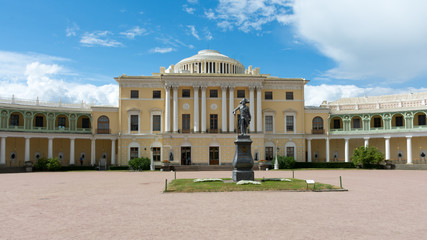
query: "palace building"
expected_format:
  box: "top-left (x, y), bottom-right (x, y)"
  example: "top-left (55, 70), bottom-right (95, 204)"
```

top-left (0, 50), bottom-right (426, 169)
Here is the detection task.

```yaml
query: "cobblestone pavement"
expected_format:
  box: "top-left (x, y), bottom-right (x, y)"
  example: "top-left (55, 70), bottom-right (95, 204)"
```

top-left (1, 170), bottom-right (426, 240)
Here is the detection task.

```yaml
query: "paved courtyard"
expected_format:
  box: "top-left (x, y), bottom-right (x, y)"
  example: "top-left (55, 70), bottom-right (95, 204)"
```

top-left (1, 169), bottom-right (426, 240)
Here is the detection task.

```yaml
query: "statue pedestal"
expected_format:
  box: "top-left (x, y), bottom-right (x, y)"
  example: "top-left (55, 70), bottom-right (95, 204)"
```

top-left (232, 135), bottom-right (254, 182)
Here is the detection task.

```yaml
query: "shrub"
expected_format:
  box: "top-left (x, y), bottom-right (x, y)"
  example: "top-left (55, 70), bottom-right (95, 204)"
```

top-left (294, 162), bottom-right (355, 168)
top-left (34, 157), bottom-right (49, 171)
top-left (60, 165), bottom-right (96, 171)
top-left (274, 156), bottom-right (295, 169)
top-left (46, 157), bottom-right (61, 171)
top-left (352, 146), bottom-right (384, 168)
top-left (128, 157), bottom-right (151, 171)
top-left (109, 166), bottom-right (130, 171)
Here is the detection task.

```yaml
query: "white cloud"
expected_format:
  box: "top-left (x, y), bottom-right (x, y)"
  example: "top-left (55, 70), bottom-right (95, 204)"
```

top-left (150, 47), bottom-right (175, 54)
top-left (80, 31), bottom-right (123, 47)
top-left (187, 0), bottom-right (198, 3)
top-left (204, 28), bottom-right (213, 40)
top-left (65, 23), bottom-right (79, 37)
top-left (187, 25), bottom-right (200, 40)
top-left (0, 51), bottom-right (118, 106)
top-left (304, 84), bottom-right (427, 106)
top-left (183, 4), bottom-right (196, 14)
top-left (120, 26), bottom-right (147, 39)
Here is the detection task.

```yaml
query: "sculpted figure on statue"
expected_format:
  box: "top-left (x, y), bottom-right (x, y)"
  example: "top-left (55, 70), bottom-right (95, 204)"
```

top-left (233, 98), bottom-right (251, 136)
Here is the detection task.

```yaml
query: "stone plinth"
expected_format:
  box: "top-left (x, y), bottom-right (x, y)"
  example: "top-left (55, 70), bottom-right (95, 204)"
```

top-left (232, 135), bottom-right (254, 182)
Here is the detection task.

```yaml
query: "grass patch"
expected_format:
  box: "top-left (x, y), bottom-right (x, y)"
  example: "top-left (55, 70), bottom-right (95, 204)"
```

top-left (166, 178), bottom-right (343, 193)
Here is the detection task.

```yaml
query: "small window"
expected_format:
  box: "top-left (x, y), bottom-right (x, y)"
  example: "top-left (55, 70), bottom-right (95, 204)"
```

top-left (374, 117), bottom-right (382, 128)
top-left (286, 147), bottom-right (295, 158)
top-left (333, 119), bottom-right (341, 129)
top-left (419, 115), bottom-right (426, 126)
top-left (152, 147), bottom-right (161, 161)
top-left (58, 117), bottom-right (66, 128)
top-left (153, 90), bottom-right (161, 99)
top-left (35, 116), bottom-right (44, 128)
top-left (182, 89), bottom-right (190, 98)
top-left (130, 90), bottom-right (139, 99)
top-left (130, 147), bottom-right (139, 160)
top-left (395, 116), bottom-right (403, 127)
top-left (131, 115), bottom-right (139, 131)
top-left (152, 115), bottom-right (161, 131)
top-left (10, 114), bottom-right (19, 126)
top-left (265, 147), bottom-right (273, 161)
top-left (265, 116), bottom-right (273, 132)
top-left (210, 89), bottom-right (218, 98)
top-left (265, 91), bottom-right (273, 100)
top-left (286, 115), bottom-right (294, 131)
top-left (82, 118), bottom-right (90, 128)
top-left (237, 90), bottom-right (245, 98)
top-left (353, 118), bottom-right (361, 129)
top-left (210, 114), bottom-right (218, 132)
top-left (182, 114), bottom-right (190, 133)
top-left (312, 117), bottom-right (323, 130)
top-left (286, 92), bottom-right (294, 100)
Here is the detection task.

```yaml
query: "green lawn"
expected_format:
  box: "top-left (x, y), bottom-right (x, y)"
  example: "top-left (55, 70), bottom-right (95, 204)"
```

top-left (166, 178), bottom-right (344, 193)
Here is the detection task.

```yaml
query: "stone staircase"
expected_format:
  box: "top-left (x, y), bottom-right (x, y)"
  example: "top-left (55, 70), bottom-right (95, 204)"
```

top-left (395, 164), bottom-right (427, 170)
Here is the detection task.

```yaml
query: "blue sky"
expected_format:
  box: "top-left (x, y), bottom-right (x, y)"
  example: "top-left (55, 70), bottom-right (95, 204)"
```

top-left (1, 0), bottom-right (427, 106)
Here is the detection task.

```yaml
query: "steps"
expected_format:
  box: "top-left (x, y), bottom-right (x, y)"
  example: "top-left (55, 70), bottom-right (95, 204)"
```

top-left (172, 165), bottom-right (233, 171)
top-left (395, 164), bottom-right (427, 170)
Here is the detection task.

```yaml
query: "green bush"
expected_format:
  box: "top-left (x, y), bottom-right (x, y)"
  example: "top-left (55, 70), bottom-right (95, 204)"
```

top-left (272, 156), bottom-right (295, 169)
top-left (34, 157), bottom-right (49, 171)
top-left (352, 146), bottom-right (384, 168)
top-left (294, 162), bottom-right (355, 168)
top-left (60, 165), bottom-right (96, 171)
top-left (46, 157), bottom-right (61, 171)
top-left (128, 157), bottom-right (151, 171)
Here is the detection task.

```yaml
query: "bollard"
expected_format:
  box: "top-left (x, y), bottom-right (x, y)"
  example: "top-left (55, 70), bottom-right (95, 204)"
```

top-left (292, 170), bottom-right (294, 178)
top-left (340, 176), bottom-right (342, 189)
top-left (174, 171), bottom-right (176, 180)
top-left (165, 179), bottom-right (168, 192)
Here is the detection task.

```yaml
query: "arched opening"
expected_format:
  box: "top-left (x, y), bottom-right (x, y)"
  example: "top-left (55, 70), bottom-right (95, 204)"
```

top-left (97, 116), bottom-right (110, 134)
top-left (391, 113), bottom-right (405, 128)
top-left (312, 116), bottom-right (324, 134)
top-left (9, 112), bottom-right (24, 129)
top-left (33, 113), bottom-right (46, 129)
top-left (371, 115), bottom-right (383, 129)
top-left (414, 112), bottom-right (426, 127)
top-left (77, 115), bottom-right (91, 130)
top-left (55, 114), bottom-right (69, 130)
top-left (330, 117), bottom-right (343, 130)
top-left (351, 116), bottom-right (362, 130)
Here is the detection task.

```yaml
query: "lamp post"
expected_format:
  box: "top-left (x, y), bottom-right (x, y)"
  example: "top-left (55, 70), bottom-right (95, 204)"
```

top-left (150, 147), bottom-right (154, 171)
top-left (275, 146), bottom-right (279, 170)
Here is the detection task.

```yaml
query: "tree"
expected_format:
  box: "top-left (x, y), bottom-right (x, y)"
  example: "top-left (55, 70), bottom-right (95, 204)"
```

top-left (128, 157), bottom-right (151, 171)
top-left (352, 146), bottom-right (384, 168)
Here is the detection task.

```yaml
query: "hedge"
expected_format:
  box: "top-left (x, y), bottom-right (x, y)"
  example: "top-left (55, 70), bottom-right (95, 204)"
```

top-left (109, 166), bottom-right (130, 170)
top-left (60, 165), bottom-right (97, 171)
top-left (294, 162), bottom-right (356, 169)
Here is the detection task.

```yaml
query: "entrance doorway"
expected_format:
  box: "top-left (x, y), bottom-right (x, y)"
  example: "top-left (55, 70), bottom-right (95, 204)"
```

top-left (209, 147), bottom-right (219, 165)
top-left (181, 147), bottom-right (191, 165)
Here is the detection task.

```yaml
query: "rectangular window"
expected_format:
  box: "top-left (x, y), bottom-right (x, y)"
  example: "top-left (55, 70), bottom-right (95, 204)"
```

top-left (182, 114), bottom-right (190, 133)
top-left (210, 114), bottom-right (218, 133)
top-left (209, 147), bottom-right (219, 165)
top-left (82, 118), bottom-right (90, 128)
top-left (286, 115), bottom-right (294, 131)
top-left (130, 90), bottom-right (139, 99)
top-left (419, 115), bottom-right (426, 126)
top-left (333, 119), bottom-right (341, 129)
top-left (395, 116), bottom-right (403, 127)
top-left (152, 115), bottom-right (161, 131)
top-left (237, 90), bottom-right (245, 98)
top-left (130, 147), bottom-right (139, 160)
top-left (210, 89), bottom-right (218, 98)
top-left (353, 118), bottom-right (361, 129)
top-left (153, 90), bottom-right (161, 99)
top-left (265, 115), bottom-right (273, 132)
top-left (374, 117), bottom-right (382, 128)
top-left (10, 114), bottom-right (19, 126)
top-left (58, 117), bottom-right (66, 128)
top-left (286, 147), bottom-right (295, 158)
top-left (182, 89), bottom-right (190, 98)
top-left (131, 115), bottom-right (139, 131)
top-left (286, 91), bottom-right (294, 100)
top-left (152, 147), bottom-right (161, 161)
top-left (265, 147), bottom-right (273, 161)
top-left (35, 116), bottom-right (44, 128)
top-left (265, 91), bottom-right (273, 100)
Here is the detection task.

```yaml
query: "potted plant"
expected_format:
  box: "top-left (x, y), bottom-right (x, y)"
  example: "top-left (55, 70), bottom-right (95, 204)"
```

top-left (258, 160), bottom-right (267, 166)
top-left (161, 160), bottom-right (170, 166)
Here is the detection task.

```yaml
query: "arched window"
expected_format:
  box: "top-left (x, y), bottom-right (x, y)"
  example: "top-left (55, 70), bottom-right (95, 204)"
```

top-left (312, 117), bottom-right (324, 134)
top-left (97, 116), bottom-right (110, 134)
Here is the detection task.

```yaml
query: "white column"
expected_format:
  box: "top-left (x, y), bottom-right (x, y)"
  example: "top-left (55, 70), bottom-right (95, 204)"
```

top-left (249, 86), bottom-right (255, 132)
top-left (25, 137), bottom-right (30, 162)
top-left (229, 86), bottom-right (235, 133)
top-left (326, 138), bottom-right (330, 162)
top-left (385, 137), bottom-right (390, 160)
top-left (91, 138), bottom-right (96, 165)
top-left (307, 139), bottom-right (312, 162)
top-left (221, 86), bottom-right (228, 132)
top-left (256, 87), bottom-right (262, 132)
top-left (173, 86), bottom-right (178, 132)
top-left (407, 136), bottom-right (413, 164)
top-left (193, 86), bottom-right (199, 132)
top-left (344, 138), bottom-right (349, 162)
top-left (111, 139), bottom-right (116, 165)
top-left (201, 86), bottom-right (207, 132)
top-left (70, 138), bottom-right (75, 165)
top-left (0, 137), bottom-right (6, 165)
top-left (48, 138), bottom-right (53, 159)
top-left (165, 86), bottom-right (171, 132)
top-left (364, 137), bottom-right (369, 148)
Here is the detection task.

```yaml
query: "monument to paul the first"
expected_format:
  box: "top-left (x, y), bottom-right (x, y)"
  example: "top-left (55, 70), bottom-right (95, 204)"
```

top-left (232, 98), bottom-right (254, 181)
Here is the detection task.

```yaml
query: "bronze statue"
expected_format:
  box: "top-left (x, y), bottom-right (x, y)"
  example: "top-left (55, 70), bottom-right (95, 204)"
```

top-left (233, 98), bottom-right (251, 135)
